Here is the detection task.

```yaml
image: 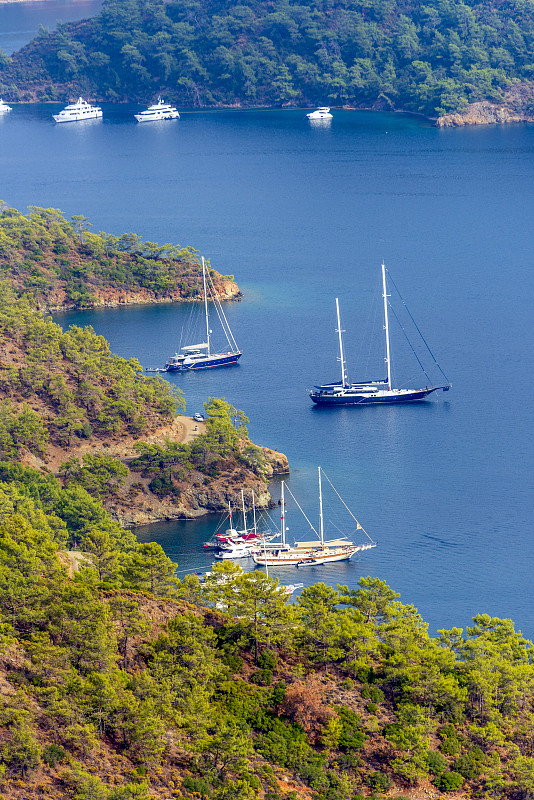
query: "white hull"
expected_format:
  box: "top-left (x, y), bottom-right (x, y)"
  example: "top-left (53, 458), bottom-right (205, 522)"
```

top-left (307, 107), bottom-right (332, 119)
top-left (53, 113), bottom-right (103, 123)
top-left (214, 544), bottom-right (252, 559)
top-left (0, 100), bottom-right (12, 114)
top-left (252, 542), bottom-right (375, 567)
top-left (53, 98), bottom-right (102, 123)
top-left (135, 111), bottom-right (179, 122)
top-left (135, 99), bottom-right (179, 122)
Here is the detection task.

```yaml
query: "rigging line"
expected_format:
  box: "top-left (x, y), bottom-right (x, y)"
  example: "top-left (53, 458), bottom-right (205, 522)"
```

top-left (388, 302), bottom-right (433, 384)
top-left (213, 513), bottom-right (231, 534)
top-left (325, 519), bottom-right (362, 538)
top-left (207, 270), bottom-right (239, 351)
top-left (179, 299), bottom-right (199, 350)
top-left (358, 275), bottom-right (382, 380)
top-left (385, 269), bottom-right (451, 384)
top-left (283, 484), bottom-right (319, 537)
top-left (320, 468), bottom-right (376, 544)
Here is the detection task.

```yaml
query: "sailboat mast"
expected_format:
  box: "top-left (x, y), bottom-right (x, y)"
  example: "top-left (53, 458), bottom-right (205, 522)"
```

top-left (381, 262), bottom-right (392, 391)
top-left (281, 482), bottom-right (286, 546)
top-left (335, 298), bottom-right (348, 386)
top-left (252, 490), bottom-right (257, 536)
top-left (201, 256), bottom-right (211, 356)
top-left (318, 467), bottom-right (324, 546)
top-left (241, 489), bottom-right (247, 535)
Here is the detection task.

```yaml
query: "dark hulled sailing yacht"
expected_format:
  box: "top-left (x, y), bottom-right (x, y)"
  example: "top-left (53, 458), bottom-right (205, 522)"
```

top-left (165, 257), bottom-right (242, 372)
top-left (310, 263), bottom-right (451, 406)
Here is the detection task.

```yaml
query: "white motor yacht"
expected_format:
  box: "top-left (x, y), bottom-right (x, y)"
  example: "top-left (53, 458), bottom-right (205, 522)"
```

top-left (0, 99), bottom-right (12, 114)
top-left (214, 541), bottom-right (252, 560)
top-left (306, 107), bottom-right (333, 119)
top-left (53, 97), bottom-right (103, 123)
top-left (135, 98), bottom-right (180, 122)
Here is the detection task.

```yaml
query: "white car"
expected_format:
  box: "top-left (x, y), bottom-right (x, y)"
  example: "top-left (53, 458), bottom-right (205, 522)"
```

top-left (193, 413), bottom-right (205, 422)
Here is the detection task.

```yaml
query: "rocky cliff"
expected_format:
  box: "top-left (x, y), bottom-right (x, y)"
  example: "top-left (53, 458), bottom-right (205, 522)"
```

top-left (437, 82), bottom-right (534, 127)
top-left (24, 414), bottom-right (289, 526)
top-left (43, 278), bottom-right (242, 312)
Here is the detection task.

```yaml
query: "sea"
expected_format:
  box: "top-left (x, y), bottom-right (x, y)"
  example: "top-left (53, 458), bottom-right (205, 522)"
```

top-left (1, 1), bottom-right (533, 637)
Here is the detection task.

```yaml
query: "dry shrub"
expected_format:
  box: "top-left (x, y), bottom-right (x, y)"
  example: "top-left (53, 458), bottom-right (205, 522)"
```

top-left (282, 677), bottom-right (335, 741)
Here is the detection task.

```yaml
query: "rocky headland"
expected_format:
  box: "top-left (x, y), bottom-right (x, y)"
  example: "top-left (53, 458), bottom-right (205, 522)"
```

top-left (22, 413), bottom-right (289, 526)
top-left (437, 82), bottom-right (534, 127)
top-left (42, 277), bottom-right (242, 313)
top-left (0, 214), bottom-right (286, 530)
top-left (0, 205), bottom-right (242, 312)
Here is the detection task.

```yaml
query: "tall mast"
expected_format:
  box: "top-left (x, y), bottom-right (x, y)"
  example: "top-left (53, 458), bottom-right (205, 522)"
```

top-left (381, 262), bottom-right (392, 391)
top-left (281, 482), bottom-right (286, 546)
top-left (241, 489), bottom-right (247, 535)
top-left (255, 490), bottom-right (269, 576)
top-left (335, 298), bottom-right (348, 386)
top-left (201, 256), bottom-right (210, 356)
top-left (252, 490), bottom-right (257, 536)
top-left (318, 467), bottom-right (324, 546)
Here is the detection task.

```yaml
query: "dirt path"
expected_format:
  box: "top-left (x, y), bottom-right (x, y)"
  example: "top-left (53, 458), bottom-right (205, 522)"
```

top-left (180, 415), bottom-right (207, 443)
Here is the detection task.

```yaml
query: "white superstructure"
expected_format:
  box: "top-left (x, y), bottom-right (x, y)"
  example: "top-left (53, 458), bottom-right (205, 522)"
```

top-left (310, 264), bottom-right (452, 406)
top-left (306, 107), bottom-right (332, 119)
top-left (134, 98), bottom-right (180, 122)
top-left (252, 469), bottom-right (376, 568)
top-left (53, 97), bottom-right (103, 123)
top-left (0, 99), bottom-right (12, 114)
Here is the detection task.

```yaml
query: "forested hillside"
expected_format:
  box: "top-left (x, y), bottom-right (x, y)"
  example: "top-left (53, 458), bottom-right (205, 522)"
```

top-left (2, 0), bottom-right (534, 116)
top-left (0, 203), bottom-right (279, 523)
top-left (2, 497), bottom-right (534, 800)
top-left (0, 204), bottom-right (240, 311)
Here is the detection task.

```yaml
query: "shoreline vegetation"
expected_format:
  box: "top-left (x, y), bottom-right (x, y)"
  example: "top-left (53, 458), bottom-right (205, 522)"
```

top-left (0, 204), bottom-right (242, 313)
top-left (2, 519), bottom-right (534, 800)
top-left (0, 202), bottom-right (288, 526)
top-left (2, 0), bottom-right (534, 126)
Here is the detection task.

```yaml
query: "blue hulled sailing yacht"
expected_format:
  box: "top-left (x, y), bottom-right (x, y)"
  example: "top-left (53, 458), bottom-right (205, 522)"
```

top-left (310, 263), bottom-right (451, 406)
top-left (165, 257), bottom-right (242, 372)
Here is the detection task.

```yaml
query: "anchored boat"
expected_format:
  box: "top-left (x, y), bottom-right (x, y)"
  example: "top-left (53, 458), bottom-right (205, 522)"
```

top-left (307, 107), bottom-right (333, 120)
top-left (165, 257), bottom-right (242, 372)
top-left (252, 468), bottom-right (376, 568)
top-left (53, 97), bottom-right (102, 123)
top-left (134, 98), bottom-right (180, 122)
top-left (310, 263), bottom-right (451, 406)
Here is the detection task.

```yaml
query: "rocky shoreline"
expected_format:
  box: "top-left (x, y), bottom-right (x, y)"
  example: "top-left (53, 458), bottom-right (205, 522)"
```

top-left (437, 82), bottom-right (534, 128)
top-left (24, 414), bottom-right (290, 527)
top-left (110, 443), bottom-right (289, 528)
top-left (42, 279), bottom-right (242, 313)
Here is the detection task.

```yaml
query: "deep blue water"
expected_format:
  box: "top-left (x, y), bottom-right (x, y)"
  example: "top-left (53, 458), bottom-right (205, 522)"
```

top-left (0, 0), bottom-right (102, 56)
top-left (1, 92), bottom-right (533, 634)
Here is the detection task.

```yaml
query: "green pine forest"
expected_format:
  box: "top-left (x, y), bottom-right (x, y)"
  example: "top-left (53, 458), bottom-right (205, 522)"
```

top-left (0, 204), bottom-right (239, 310)
top-left (2, 0), bottom-right (534, 116)
top-left (0, 204), bottom-right (276, 526)
top-left (1, 207), bottom-right (534, 800)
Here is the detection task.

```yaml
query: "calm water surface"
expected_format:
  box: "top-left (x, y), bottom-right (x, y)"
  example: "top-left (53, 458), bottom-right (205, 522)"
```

top-left (0, 0), bottom-right (103, 55)
top-left (1, 92), bottom-right (533, 635)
